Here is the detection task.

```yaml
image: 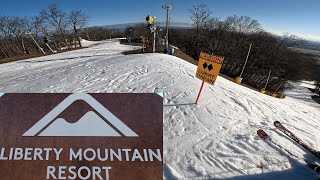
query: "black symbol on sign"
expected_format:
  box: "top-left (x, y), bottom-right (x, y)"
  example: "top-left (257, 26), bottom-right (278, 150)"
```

top-left (203, 62), bottom-right (208, 69)
top-left (202, 62), bottom-right (214, 71)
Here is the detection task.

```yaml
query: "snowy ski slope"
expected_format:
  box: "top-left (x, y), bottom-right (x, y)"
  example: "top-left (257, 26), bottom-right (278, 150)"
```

top-left (0, 39), bottom-right (319, 179)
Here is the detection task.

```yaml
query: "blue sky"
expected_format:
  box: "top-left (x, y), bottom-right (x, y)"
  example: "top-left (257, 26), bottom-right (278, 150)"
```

top-left (0, 0), bottom-right (319, 41)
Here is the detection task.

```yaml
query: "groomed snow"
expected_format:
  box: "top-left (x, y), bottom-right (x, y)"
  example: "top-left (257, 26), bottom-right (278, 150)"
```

top-left (284, 81), bottom-right (319, 107)
top-left (298, 80), bottom-right (317, 89)
top-left (0, 39), bottom-right (319, 179)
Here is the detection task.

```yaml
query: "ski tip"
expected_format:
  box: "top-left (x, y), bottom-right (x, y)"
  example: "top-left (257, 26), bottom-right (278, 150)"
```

top-left (308, 164), bottom-right (318, 169)
top-left (257, 129), bottom-right (264, 134)
top-left (257, 129), bottom-right (269, 140)
top-left (308, 164), bottom-right (320, 174)
top-left (274, 121), bottom-right (281, 127)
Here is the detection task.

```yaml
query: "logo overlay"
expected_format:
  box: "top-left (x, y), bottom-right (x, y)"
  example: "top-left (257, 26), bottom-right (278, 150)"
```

top-left (23, 93), bottom-right (138, 137)
top-left (0, 93), bottom-right (163, 180)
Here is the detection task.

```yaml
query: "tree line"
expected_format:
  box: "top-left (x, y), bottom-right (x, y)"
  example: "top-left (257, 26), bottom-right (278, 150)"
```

top-left (0, 3), bottom-right (89, 60)
top-left (169, 4), bottom-right (320, 92)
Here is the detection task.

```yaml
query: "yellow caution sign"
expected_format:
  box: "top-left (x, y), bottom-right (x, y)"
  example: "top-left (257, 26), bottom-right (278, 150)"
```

top-left (196, 52), bottom-right (224, 85)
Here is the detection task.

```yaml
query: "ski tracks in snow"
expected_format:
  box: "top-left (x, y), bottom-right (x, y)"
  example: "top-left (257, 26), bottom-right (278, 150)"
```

top-left (1, 40), bottom-right (319, 179)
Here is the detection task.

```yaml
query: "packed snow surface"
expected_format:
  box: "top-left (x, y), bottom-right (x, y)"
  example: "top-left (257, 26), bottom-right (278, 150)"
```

top-left (0, 39), bottom-right (320, 179)
top-left (297, 80), bottom-right (317, 89)
top-left (284, 81), bottom-right (319, 107)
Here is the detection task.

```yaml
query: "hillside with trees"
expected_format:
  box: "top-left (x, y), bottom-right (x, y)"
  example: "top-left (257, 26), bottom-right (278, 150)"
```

top-left (1, 3), bottom-right (319, 92)
top-left (169, 4), bottom-right (320, 92)
top-left (0, 3), bottom-right (89, 62)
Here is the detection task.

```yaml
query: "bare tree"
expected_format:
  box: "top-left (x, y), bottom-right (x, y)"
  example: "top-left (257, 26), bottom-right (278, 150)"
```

top-left (225, 15), bottom-right (261, 34)
top-left (189, 4), bottom-right (212, 34)
top-left (124, 23), bottom-right (149, 38)
top-left (69, 10), bottom-right (89, 47)
top-left (0, 17), bottom-right (10, 58)
top-left (0, 17), bottom-right (22, 57)
top-left (189, 4), bottom-right (212, 55)
top-left (25, 16), bottom-right (47, 41)
top-left (32, 15), bottom-right (50, 37)
top-left (0, 17), bottom-right (9, 57)
top-left (7, 17), bottom-right (29, 54)
top-left (40, 3), bottom-right (68, 46)
top-left (279, 33), bottom-right (305, 47)
top-left (0, 4), bottom-right (93, 60)
top-left (203, 17), bottom-right (231, 53)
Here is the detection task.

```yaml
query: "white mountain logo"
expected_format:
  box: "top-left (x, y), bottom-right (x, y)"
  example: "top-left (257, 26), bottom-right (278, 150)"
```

top-left (23, 93), bottom-right (138, 137)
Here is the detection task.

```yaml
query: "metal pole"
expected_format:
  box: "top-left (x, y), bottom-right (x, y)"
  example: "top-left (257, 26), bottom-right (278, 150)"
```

top-left (165, 8), bottom-right (169, 50)
top-left (195, 81), bottom-right (205, 104)
top-left (45, 43), bottom-right (55, 53)
top-left (239, 43), bottom-right (252, 77)
top-left (264, 70), bottom-right (272, 89)
top-left (274, 80), bottom-right (284, 93)
top-left (86, 28), bottom-right (90, 40)
top-left (28, 33), bottom-right (45, 54)
top-left (142, 37), bottom-right (145, 53)
top-left (163, 5), bottom-right (173, 51)
top-left (153, 32), bottom-right (156, 53)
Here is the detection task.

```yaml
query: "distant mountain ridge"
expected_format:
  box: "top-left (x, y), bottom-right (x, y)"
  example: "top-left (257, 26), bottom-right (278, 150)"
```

top-left (296, 40), bottom-right (320, 51)
top-left (94, 22), bottom-right (193, 30)
top-left (92, 22), bottom-right (320, 49)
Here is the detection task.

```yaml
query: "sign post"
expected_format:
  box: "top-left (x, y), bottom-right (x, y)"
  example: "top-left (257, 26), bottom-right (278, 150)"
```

top-left (195, 52), bottom-right (224, 104)
top-left (195, 81), bottom-right (205, 104)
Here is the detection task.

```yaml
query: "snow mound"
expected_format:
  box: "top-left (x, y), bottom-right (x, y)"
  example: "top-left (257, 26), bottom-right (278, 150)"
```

top-left (80, 39), bottom-right (101, 47)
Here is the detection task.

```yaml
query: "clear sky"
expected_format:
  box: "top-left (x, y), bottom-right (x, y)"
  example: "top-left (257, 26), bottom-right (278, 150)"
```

top-left (0, 0), bottom-right (319, 41)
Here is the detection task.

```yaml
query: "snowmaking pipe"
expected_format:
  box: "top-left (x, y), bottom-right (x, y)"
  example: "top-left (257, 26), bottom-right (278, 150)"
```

top-left (272, 80), bottom-right (284, 97)
top-left (239, 43), bottom-right (252, 78)
top-left (260, 70), bottom-right (271, 94)
top-left (264, 70), bottom-right (272, 90)
top-left (274, 80), bottom-right (284, 93)
top-left (235, 43), bottom-right (252, 84)
top-left (45, 43), bottom-right (55, 53)
top-left (26, 32), bottom-right (45, 55)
